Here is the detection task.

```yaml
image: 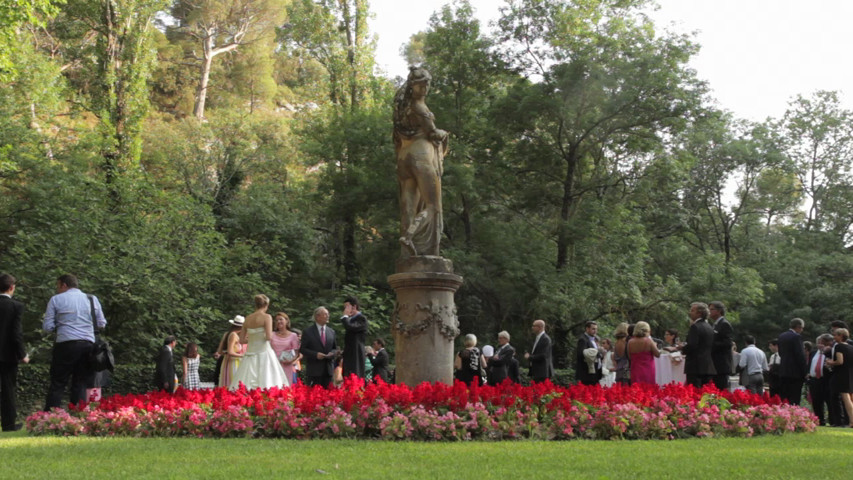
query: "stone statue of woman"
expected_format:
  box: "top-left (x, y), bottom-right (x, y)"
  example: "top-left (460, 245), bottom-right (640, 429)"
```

top-left (393, 67), bottom-right (449, 258)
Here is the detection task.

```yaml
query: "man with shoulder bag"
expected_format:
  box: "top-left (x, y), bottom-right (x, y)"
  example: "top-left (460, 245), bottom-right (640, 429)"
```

top-left (43, 274), bottom-right (107, 410)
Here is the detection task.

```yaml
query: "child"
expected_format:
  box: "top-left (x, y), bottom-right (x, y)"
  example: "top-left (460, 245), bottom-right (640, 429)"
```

top-left (182, 342), bottom-right (201, 390)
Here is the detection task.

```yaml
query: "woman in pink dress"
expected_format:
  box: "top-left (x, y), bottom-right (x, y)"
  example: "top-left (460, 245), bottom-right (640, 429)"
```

top-left (270, 312), bottom-right (301, 385)
top-left (628, 321), bottom-right (660, 385)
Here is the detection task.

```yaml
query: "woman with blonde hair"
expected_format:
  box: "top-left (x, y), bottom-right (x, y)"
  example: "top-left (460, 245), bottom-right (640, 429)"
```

top-left (229, 294), bottom-right (289, 390)
top-left (826, 328), bottom-right (853, 427)
top-left (612, 323), bottom-right (631, 384)
top-left (454, 333), bottom-right (487, 386)
top-left (628, 321), bottom-right (660, 385)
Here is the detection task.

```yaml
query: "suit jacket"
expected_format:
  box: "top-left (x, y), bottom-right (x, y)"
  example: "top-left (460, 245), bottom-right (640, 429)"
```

top-left (488, 343), bottom-right (516, 385)
top-left (368, 348), bottom-right (389, 383)
top-left (778, 329), bottom-right (807, 379)
top-left (682, 319), bottom-right (717, 376)
top-left (300, 323), bottom-right (337, 377)
top-left (528, 332), bottom-right (554, 381)
top-left (711, 316), bottom-right (734, 375)
top-left (341, 312), bottom-right (367, 378)
top-left (575, 334), bottom-right (602, 384)
top-left (0, 295), bottom-right (26, 364)
top-left (154, 345), bottom-right (176, 392)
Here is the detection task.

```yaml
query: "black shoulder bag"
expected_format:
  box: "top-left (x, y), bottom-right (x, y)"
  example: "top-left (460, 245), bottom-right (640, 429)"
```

top-left (88, 294), bottom-right (115, 372)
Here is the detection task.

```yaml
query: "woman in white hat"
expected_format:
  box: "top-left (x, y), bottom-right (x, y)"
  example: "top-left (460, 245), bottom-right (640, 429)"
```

top-left (217, 315), bottom-right (246, 387)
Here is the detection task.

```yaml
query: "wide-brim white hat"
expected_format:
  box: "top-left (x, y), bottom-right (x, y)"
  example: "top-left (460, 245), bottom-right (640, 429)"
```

top-left (229, 315), bottom-right (245, 326)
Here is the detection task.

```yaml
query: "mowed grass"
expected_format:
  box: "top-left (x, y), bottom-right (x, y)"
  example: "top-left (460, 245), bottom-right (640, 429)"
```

top-left (1, 428), bottom-right (852, 479)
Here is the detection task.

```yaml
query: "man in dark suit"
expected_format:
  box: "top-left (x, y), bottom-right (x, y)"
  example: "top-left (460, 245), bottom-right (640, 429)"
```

top-left (525, 319), bottom-right (554, 383)
top-left (340, 296), bottom-right (367, 379)
top-left (575, 321), bottom-right (603, 386)
top-left (300, 306), bottom-right (338, 388)
top-left (367, 338), bottom-right (389, 383)
top-left (680, 302), bottom-right (717, 388)
top-left (154, 335), bottom-right (177, 393)
top-left (778, 317), bottom-right (808, 405)
top-left (709, 301), bottom-right (734, 390)
top-left (487, 331), bottom-right (516, 385)
top-left (0, 274), bottom-right (29, 431)
top-left (808, 333), bottom-right (833, 426)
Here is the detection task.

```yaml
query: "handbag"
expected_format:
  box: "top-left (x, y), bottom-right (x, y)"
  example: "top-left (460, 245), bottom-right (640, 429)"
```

top-left (279, 349), bottom-right (297, 363)
top-left (87, 295), bottom-right (115, 372)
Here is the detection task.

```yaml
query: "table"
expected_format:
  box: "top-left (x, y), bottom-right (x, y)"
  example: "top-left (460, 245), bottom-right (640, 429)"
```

top-left (654, 352), bottom-right (686, 386)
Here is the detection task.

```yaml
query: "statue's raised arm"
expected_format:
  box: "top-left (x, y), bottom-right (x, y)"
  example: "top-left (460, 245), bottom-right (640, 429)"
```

top-left (393, 67), bottom-right (449, 258)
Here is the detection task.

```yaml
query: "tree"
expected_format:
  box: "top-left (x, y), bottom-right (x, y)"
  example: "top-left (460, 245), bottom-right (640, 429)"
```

top-left (494, 0), bottom-right (706, 271)
top-left (169, 0), bottom-right (287, 119)
top-left (47, 0), bottom-right (168, 203)
top-left (280, 0), bottom-right (375, 111)
top-left (679, 114), bottom-right (792, 266)
top-left (282, 0), bottom-right (382, 283)
top-left (779, 91), bottom-right (853, 242)
top-left (0, 0), bottom-right (63, 81)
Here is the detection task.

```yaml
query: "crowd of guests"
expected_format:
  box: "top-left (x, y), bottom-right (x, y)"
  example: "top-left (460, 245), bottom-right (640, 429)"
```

top-left (453, 319), bottom-right (554, 387)
top-left (3, 271), bottom-right (853, 432)
top-left (160, 295), bottom-right (390, 392)
top-left (0, 271), bottom-right (397, 430)
top-left (453, 301), bottom-right (853, 429)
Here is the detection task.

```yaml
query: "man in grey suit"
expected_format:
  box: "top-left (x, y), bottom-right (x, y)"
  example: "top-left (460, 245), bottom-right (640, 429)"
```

top-left (487, 331), bottom-right (516, 386)
top-left (300, 307), bottom-right (338, 388)
top-left (525, 319), bottom-right (553, 383)
top-left (679, 302), bottom-right (716, 388)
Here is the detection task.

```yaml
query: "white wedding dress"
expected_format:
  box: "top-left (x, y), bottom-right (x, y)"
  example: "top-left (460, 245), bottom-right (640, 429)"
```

top-left (229, 327), bottom-right (290, 390)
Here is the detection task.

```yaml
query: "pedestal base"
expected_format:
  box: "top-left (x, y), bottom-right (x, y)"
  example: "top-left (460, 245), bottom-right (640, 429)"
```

top-left (389, 256), bottom-right (462, 386)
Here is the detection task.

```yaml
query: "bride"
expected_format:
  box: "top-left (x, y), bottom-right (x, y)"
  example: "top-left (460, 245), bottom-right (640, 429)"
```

top-left (229, 294), bottom-right (290, 390)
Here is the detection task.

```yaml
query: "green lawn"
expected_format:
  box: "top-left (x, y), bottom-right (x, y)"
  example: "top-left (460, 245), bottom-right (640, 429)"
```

top-left (2, 428), bottom-right (852, 479)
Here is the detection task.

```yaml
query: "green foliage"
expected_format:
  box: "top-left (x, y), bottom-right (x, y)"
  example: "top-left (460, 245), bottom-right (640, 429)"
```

top-left (2, 0), bottom-right (852, 374)
top-left (0, 0), bottom-right (64, 81)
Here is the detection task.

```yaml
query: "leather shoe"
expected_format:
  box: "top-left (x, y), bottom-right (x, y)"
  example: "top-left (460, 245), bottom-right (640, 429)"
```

top-left (2, 423), bottom-right (22, 432)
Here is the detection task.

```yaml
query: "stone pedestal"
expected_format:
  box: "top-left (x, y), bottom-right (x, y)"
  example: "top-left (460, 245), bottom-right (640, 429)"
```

top-left (388, 256), bottom-right (462, 386)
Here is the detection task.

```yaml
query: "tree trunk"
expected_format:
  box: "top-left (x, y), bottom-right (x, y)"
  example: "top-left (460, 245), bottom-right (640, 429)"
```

top-left (194, 37), bottom-right (214, 120)
top-left (556, 145), bottom-right (579, 270)
top-left (343, 217), bottom-right (358, 283)
top-left (461, 194), bottom-right (473, 248)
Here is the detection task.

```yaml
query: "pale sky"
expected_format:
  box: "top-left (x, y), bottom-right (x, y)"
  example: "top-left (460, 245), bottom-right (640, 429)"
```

top-left (369, 0), bottom-right (853, 122)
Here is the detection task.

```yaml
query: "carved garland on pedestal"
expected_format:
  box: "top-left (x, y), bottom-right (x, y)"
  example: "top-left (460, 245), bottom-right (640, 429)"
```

top-left (392, 299), bottom-right (459, 340)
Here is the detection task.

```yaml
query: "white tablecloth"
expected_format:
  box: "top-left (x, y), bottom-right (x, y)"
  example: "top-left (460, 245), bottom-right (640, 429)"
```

top-left (654, 352), bottom-right (686, 386)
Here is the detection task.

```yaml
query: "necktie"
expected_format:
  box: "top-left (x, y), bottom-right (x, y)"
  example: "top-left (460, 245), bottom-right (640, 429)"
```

top-left (815, 354), bottom-right (822, 379)
top-left (320, 326), bottom-right (326, 347)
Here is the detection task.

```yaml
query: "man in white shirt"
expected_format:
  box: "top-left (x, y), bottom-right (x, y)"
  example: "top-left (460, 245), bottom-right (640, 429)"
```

top-left (737, 335), bottom-right (768, 395)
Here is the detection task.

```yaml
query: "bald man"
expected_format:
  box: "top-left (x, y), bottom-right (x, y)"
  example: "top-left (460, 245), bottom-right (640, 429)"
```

top-left (525, 319), bottom-right (554, 383)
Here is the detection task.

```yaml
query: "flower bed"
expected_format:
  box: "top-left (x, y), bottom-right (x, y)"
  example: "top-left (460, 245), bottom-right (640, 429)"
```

top-left (25, 379), bottom-right (817, 440)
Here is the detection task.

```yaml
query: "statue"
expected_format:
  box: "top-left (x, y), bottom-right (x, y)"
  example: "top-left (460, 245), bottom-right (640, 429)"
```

top-left (389, 67), bottom-right (462, 386)
top-left (393, 67), bottom-right (449, 258)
